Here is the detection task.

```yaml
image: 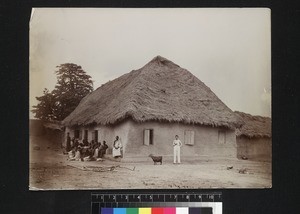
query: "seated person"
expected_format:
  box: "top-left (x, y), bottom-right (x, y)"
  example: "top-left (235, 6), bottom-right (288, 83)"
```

top-left (82, 138), bottom-right (89, 147)
top-left (72, 138), bottom-right (79, 149)
top-left (92, 142), bottom-right (100, 158)
top-left (92, 140), bottom-right (99, 149)
top-left (68, 147), bottom-right (82, 161)
top-left (99, 141), bottom-right (108, 158)
top-left (90, 140), bottom-right (95, 148)
top-left (67, 149), bottom-right (75, 160)
top-left (78, 139), bottom-right (84, 147)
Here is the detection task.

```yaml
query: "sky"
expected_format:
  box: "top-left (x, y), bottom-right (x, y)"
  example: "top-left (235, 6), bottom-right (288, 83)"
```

top-left (29, 8), bottom-right (271, 119)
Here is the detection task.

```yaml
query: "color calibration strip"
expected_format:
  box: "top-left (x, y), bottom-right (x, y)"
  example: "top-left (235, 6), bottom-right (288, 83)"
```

top-left (101, 207), bottom-right (213, 214)
top-left (91, 193), bottom-right (222, 214)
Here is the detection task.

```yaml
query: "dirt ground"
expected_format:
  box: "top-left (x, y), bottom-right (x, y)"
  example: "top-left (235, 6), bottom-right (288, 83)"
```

top-left (29, 135), bottom-right (272, 190)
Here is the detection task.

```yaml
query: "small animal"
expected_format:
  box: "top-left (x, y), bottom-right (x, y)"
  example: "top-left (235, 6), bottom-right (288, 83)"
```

top-left (238, 168), bottom-right (247, 174)
top-left (226, 166), bottom-right (233, 170)
top-left (148, 154), bottom-right (163, 165)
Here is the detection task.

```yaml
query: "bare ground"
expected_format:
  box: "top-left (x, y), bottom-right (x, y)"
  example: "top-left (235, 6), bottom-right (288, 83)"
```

top-left (29, 135), bottom-right (271, 190)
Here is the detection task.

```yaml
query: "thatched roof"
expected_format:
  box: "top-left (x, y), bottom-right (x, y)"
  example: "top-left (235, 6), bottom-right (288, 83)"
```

top-left (63, 56), bottom-right (243, 129)
top-left (235, 111), bottom-right (271, 138)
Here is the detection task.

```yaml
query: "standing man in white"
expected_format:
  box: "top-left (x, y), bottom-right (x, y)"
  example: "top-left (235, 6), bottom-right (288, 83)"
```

top-left (113, 136), bottom-right (123, 158)
top-left (173, 135), bottom-right (183, 164)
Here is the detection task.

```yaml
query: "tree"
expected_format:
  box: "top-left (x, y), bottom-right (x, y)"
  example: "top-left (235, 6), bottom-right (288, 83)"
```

top-left (32, 63), bottom-right (94, 121)
top-left (32, 88), bottom-right (56, 121)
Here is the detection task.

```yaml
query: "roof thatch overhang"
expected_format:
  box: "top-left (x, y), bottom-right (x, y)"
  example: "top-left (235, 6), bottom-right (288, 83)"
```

top-left (63, 56), bottom-right (244, 130)
top-left (235, 111), bottom-right (271, 138)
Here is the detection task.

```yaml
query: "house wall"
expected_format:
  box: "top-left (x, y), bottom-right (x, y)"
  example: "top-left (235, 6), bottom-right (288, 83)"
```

top-left (125, 120), bottom-right (236, 158)
top-left (237, 136), bottom-right (271, 161)
top-left (65, 120), bottom-right (131, 155)
top-left (65, 119), bottom-right (237, 158)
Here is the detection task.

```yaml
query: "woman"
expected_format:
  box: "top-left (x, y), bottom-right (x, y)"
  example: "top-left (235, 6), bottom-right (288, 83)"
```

top-left (112, 136), bottom-right (122, 158)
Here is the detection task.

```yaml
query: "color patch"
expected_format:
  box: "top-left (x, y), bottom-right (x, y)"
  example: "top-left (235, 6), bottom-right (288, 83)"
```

top-left (163, 207), bottom-right (176, 214)
top-left (152, 207), bottom-right (164, 214)
top-left (139, 208), bottom-right (151, 214)
top-left (114, 208), bottom-right (126, 214)
top-left (189, 207), bottom-right (203, 214)
top-left (126, 208), bottom-right (138, 214)
top-left (176, 207), bottom-right (189, 214)
top-left (102, 208), bottom-right (113, 214)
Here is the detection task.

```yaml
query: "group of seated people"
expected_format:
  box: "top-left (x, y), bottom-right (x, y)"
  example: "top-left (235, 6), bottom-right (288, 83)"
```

top-left (66, 137), bottom-right (108, 161)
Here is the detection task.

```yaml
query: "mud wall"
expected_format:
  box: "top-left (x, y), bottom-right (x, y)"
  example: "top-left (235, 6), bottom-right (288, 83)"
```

top-left (65, 120), bottom-right (131, 155)
top-left (65, 119), bottom-right (237, 158)
top-left (237, 136), bottom-right (271, 161)
top-left (125, 120), bottom-right (236, 158)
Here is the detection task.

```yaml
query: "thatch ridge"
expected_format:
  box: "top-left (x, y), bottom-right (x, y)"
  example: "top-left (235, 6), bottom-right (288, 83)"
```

top-left (235, 111), bottom-right (271, 138)
top-left (63, 56), bottom-right (243, 129)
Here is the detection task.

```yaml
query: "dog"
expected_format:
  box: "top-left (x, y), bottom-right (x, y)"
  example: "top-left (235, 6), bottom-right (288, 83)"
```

top-left (148, 154), bottom-right (163, 165)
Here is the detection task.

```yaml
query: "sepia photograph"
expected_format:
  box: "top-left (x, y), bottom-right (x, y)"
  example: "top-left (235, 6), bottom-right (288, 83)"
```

top-left (29, 8), bottom-right (271, 190)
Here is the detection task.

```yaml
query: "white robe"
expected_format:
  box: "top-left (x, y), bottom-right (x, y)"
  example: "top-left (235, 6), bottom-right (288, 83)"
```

top-left (112, 140), bottom-right (122, 157)
top-left (173, 139), bottom-right (182, 163)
